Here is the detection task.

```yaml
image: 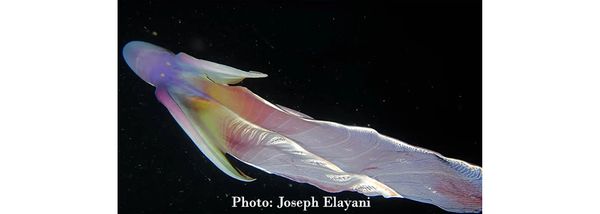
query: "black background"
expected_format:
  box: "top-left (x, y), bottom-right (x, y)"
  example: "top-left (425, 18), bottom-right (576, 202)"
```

top-left (119, 1), bottom-right (481, 213)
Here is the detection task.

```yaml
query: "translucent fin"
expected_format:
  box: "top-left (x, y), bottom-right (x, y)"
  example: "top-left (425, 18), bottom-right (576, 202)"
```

top-left (175, 52), bottom-right (267, 84)
top-left (155, 87), bottom-right (254, 182)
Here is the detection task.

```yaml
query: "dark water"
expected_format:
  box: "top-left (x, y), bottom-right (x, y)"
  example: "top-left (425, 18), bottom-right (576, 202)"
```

top-left (119, 1), bottom-right (481, 213)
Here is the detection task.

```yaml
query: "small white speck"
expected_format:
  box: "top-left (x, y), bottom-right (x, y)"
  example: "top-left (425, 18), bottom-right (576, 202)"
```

top-left (160, 73), bottom-right (165, 77)
top-left (165, 61), bottom-right (171, 66)
top-left (152, 31), bottom-right (158, 36)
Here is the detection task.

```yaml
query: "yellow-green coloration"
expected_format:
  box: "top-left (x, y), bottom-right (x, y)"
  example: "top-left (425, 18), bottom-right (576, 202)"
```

top-left (174, 94), bottom-right (254, 181)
